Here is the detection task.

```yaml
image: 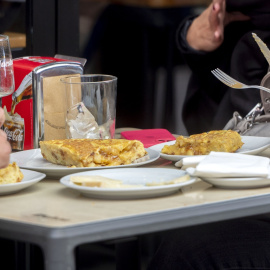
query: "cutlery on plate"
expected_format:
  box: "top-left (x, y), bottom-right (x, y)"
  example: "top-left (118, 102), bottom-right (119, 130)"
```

top-left (252, 33), bottom-right (270, 66)
top-left (211, 68), bottom-right (270, 94)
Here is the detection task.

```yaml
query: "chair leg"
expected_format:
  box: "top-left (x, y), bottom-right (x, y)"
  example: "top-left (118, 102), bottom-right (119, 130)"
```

top-left (115, 237), bottom-right (141, 270)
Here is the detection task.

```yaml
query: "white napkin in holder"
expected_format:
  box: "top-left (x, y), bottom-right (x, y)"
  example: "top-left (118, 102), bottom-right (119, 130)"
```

top-left (177, 152), bottom-right (270, 178)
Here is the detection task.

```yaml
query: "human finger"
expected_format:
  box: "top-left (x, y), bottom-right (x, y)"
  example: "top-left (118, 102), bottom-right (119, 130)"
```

top-left (0, 129), bottom-right (7, 140)
top-left (0, 107), bottom-right (5, 127)
top-left (210, 0), bottom-right (226, 41)
top-left (0, 130), bottom-right (11, 169)
top-left (210, 0), bottom-right (225, 27)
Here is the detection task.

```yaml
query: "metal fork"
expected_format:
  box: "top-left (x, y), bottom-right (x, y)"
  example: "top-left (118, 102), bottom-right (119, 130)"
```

top-left (211, 68), bottom-right (270, 94)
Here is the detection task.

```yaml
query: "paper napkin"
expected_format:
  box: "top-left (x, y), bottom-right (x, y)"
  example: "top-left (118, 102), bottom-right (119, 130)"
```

top-left (175, 156), bottom-right (206, 169)
top-left (176, 152), bottom-right (270, 178)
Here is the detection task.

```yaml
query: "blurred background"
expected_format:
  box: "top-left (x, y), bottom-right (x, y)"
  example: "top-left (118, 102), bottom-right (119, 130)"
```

top-left (1, 0), bottom-right (210, 136)
top-left (0, 1), bottom-right (210, 269)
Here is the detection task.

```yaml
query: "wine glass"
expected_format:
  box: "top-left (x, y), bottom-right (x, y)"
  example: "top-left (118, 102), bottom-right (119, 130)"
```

top-left (0, 35), bottom-right (15, 98)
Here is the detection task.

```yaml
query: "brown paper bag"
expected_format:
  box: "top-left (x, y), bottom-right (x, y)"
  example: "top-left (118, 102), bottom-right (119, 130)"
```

top-left (42, 74), bottom-right (80, 140)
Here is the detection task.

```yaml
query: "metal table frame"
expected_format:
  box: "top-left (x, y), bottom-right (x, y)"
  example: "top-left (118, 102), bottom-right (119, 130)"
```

top-left (0, 192), bottom-right (270, 270)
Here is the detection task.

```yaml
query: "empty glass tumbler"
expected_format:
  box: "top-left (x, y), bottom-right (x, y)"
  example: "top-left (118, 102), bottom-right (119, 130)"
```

top-left (61, 74), bottom-right (117, 139)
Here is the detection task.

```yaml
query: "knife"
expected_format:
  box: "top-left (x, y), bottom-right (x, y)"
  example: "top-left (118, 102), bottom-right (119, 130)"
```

top-left (252, 33), bottom-right (270, 66)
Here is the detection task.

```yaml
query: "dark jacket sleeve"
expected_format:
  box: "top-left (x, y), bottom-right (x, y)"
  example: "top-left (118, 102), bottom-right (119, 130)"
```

top-left (176, 14), bottom-right (269, 134)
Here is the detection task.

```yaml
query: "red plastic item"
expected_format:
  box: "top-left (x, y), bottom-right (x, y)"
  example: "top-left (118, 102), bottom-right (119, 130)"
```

top-left (120, 129), bottom-right (176, 148)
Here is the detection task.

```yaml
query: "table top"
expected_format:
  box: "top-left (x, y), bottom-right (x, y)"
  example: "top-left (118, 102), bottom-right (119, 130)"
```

top-left (2, 149), bottom-right (270, 233)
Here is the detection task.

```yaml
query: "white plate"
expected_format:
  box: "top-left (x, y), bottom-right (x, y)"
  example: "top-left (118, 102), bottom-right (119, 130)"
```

top-left (149, 136), bottom-right (270, 162)
top-left (200, 176), bottom-right (270, 189)
top-left (60, 168), bottom-right (196, 199)
top-left (10, 149), bottom-right (160, 178)
top-left (0, 169), bottom-right (46, 195)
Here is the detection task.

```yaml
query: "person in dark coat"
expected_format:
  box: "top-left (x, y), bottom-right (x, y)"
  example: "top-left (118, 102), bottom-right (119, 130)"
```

top-left (177, 0), bottom-right (270, 135)
top-left (147, 1), bottom-right (270, 269)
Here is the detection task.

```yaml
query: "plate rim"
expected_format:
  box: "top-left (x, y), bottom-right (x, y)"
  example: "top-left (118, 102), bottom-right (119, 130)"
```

top-left (200, 176), bottom-right (270, 189)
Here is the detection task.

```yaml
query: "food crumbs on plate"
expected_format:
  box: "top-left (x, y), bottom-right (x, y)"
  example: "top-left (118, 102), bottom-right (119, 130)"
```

top-left (70, 174), bottom-right (190, 189)
top-left (146, 174), bottom-right (190, 186)
top-left (70, 175), bottom-right (143, 188)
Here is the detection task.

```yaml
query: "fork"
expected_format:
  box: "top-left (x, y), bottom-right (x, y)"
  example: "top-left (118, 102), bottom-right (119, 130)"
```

top-left (211, 68), bottom-right (270, 94)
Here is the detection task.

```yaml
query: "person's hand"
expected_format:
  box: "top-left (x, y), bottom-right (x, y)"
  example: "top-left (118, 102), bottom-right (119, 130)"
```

top-left (186, 0), bottom-right (250, 52)
top-left (0, 106), bottom-right (5, 127)
top-left (0, 130), bottom-right (11, 168)
top-left (0, 107), bottom-right (11, 169)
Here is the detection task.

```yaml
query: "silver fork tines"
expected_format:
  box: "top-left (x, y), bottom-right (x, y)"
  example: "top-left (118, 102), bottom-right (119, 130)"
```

top-left (211, 69), bottom-right (244, 88)
top-left (211, 68), bottom-right (270, 94)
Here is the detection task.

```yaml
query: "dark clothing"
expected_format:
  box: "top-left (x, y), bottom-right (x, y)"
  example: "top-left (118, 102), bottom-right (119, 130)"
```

top-left (147, 3), bottom-right (270, 270)
top-left (148, 216), bottom-right (270, 270)
top-left (176, 0), bottom-right (270, 135)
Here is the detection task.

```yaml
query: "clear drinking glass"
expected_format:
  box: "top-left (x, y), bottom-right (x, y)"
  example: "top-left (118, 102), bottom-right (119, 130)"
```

top-left (61, 74), bottom-right (117, 139)
top-left (0, 35), bottom-right (15, 98)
